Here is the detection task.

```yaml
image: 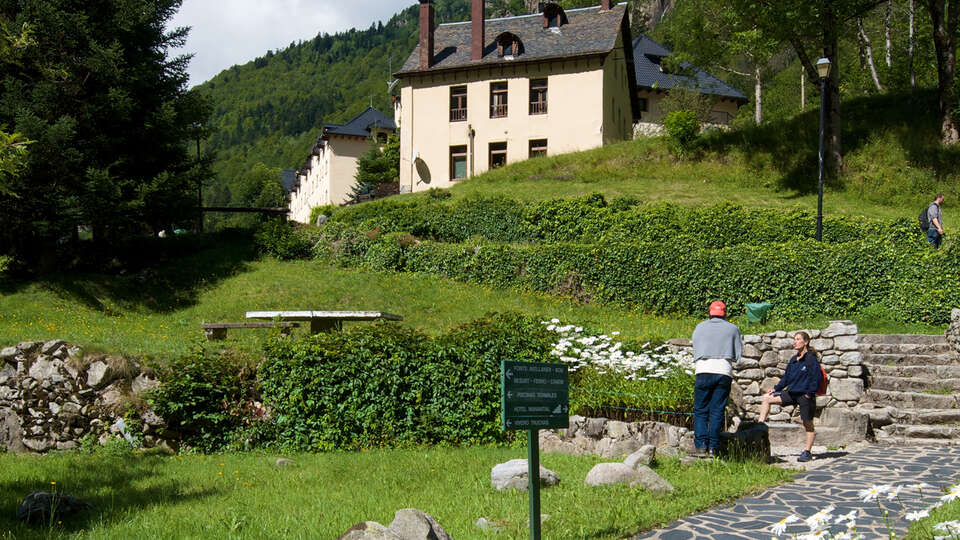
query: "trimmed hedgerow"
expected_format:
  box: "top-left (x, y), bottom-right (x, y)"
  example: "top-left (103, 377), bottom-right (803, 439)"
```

top-left (315, 228), bottom-right (958, 324)
top-left (324, 194), bottom-right (917, 248)
top-left (257, 313), bottom-right (551, 451)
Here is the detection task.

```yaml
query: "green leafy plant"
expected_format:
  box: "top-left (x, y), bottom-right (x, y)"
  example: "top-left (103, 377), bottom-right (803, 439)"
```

top-left (663, 110), bottom-right (701, 157)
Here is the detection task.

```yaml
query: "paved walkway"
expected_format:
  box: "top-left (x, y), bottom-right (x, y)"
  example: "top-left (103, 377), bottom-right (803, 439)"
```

top-left (633, 445), bottom-right (960, 539)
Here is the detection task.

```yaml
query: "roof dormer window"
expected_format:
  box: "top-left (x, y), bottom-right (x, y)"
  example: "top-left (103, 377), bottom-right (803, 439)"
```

top-left (496, 32), bottom-right (523, 58)
top-left (541, 3), bottom-right (567, 29)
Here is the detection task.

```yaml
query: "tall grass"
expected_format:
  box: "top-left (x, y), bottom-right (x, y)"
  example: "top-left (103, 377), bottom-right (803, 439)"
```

top-left (0, 446), bottom-right (794, 539)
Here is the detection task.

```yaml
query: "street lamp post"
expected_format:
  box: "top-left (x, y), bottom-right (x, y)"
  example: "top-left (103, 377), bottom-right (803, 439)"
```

top-left (815, 57), bottom-right (832, 242)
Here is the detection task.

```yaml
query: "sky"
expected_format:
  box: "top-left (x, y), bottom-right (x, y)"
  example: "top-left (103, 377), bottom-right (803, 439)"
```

top-left (168, 0), bottom-right (414, 87)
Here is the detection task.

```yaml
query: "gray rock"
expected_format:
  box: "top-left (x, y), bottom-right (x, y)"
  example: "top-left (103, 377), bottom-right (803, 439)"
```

top-left (834, 335), bottom-right (859, 351)
top-left (736, 358), bottom-right (759, 369)
top-left (491, 459), bottom-right (560, 491)
top-left (131, 374), bottom-right (159, 395)
top-left (17, 342), bottom-right (40, 353)
top-left (810, 338), bottom-right (833, 351)
top-left (22, 437), bottom-right (54, 452)
top-left (28, 358), bottom-right (61, 382)
top-left (744, 381), bottom-right (760, 396)
top-left (582, 417), bottom-right (606, 438)
top-left (630, 464), bottom-right (674, 493)
top-left (840, 351), bottom-right (862, 366)
top-left (656, 446), bottom-right (679, 459)
top-left (738, 368), bottom-right (763, 380)
top-left (829, 378), bottom-right (864, 401)
top-left (605, 420), bottom-right (631, 440)
top-left (822, 321), bottom-right (857, 338)
top-left (315, 214), bottom-right (328, 226)
top-left (829, 369), bottom-right (847, 378)
top-left (772, 338), bottom-right (794, 349)
top-left (17, 491), bottom-right (93, 524)
top-left (743, 334), bottom-right (761, 344)
top-left (623, 445), bottom-right (656, 469)
top-left (742, 344), bottom-right (760, 358)
top-left (596, 437), bottom-right (642, 459)
top-left (141, 410), bottom-right (165, 427)
top-left (388, 508), bottom-right (452, 540)
top-left (819, 408), bottom-right (868, 442)
top-left (847, 365), bottom-right (863, 377)
top-left (584, 462), bottom-right (641, 486)
top-left (40, 340), bottom-right (65, 356)
top-left (475, 517), bottom-right (505, 533)
top-left (337, 522), bottom-right (401, 540)
top-left (759, 351), bottom-right (779, 367)
top-left (275, 458), bottom-right (295, 467)
top-left (0, 407), bottom-right (26, 453)
top-left (1, 346), bottom-right (17, 361)
top-left (86, 361), bottom-right (114, 389)
top-left (820, 354), bottom-right (840, 366)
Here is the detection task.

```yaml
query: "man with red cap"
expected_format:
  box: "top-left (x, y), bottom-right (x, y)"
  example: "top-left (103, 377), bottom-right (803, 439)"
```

top-left (690, 300), bottom-right (742, 457)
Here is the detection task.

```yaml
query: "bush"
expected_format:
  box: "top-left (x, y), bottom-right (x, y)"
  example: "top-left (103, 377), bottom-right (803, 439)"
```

top-left (257, 314), bottom-right (550, 451)
top-left (148, 347), bottom-right (260, 452)
top-left (664, 110), bottom-right (701, 156)
top-left (254, 219), bottom-right (316, 260)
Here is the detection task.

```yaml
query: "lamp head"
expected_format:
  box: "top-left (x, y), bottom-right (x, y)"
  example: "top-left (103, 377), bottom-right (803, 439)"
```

top-left (816, 57), bottom-right (832, 79)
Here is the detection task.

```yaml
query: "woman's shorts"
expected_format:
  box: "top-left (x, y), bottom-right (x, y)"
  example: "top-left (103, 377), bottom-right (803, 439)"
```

top-left (780, 392), bottom-right (816, 422)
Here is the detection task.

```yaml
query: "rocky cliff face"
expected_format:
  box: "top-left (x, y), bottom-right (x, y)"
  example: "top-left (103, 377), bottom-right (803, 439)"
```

top-left (0, 340), bottom-right (170, 453)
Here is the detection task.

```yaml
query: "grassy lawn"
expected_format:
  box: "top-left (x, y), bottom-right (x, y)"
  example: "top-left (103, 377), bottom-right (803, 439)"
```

top-left (0, 446), bottom-right (795, 539)
top-left (0, 254), bottom-right (946, 359)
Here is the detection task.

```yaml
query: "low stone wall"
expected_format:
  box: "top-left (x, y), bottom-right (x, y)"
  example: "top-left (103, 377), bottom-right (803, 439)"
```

top-left (665, 320), bottom-right (866, 422)
top-left (946, 308), bottom-right (960, 354)
top-left (0, 340), bottom-right (168, 453)
top-left (540, 415), bottom-right (694, 458)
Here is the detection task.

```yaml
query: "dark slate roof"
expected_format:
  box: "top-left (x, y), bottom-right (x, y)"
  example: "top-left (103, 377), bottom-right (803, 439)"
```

top-left (396, 3), bottom-right (628, 75)
top-left (633, 35), bottom-right (747, 102)
top-left (279, 169), bottom-right (297, 192)
top-left (324, 106), bottom-right (397, 137)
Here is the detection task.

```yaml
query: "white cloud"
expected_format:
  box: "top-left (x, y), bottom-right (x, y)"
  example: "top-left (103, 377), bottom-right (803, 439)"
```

top-left (168, 0), bottom-right (414, 86)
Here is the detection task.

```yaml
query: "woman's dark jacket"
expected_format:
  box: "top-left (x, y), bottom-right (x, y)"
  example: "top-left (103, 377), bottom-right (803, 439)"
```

top-left (773, 351), bottom-right (821, 396)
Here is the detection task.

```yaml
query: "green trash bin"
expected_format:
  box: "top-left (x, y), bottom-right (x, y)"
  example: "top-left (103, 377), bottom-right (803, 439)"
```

top-left (745, 302), bottom-right (773, 324)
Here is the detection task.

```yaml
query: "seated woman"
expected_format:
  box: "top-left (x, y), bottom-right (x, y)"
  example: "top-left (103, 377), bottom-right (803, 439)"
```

top-left (757, 331), bottom-right (821, 462)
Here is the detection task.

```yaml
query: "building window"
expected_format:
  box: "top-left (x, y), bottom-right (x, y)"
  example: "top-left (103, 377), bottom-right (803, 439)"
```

top-left (490, 81), bottom-right (508, 118)
top-left (638, 97), bottom-right (648, 112)
top-left (450, 86), bottom-right (467, 122)
top-left (497, 32), bottom-right (522, 57)
top-left (489, 142), bottom-right (507, 169)
top-left (529, 79), bottom-right (547, 115)
top-left (541, 4), bottom-right (568, 28)
top-left (450, 145), bottom-right (467, 180)
top-left (529, 139), bottom-right (547, 158)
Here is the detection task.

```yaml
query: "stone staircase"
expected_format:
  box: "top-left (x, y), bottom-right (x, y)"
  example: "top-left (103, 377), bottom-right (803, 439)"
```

top-left (859, 334), bottom-right (960, 446)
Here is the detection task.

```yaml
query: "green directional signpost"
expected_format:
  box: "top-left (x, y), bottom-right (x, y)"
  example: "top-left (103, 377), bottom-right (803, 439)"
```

top-left (501, 360), bottom-right (569, 540)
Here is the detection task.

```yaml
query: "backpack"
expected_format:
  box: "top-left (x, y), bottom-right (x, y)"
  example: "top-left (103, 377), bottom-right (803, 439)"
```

top-left (815, 364), bottom-right (829, 396)
top-left (919, 206), bottom-right (930, 231)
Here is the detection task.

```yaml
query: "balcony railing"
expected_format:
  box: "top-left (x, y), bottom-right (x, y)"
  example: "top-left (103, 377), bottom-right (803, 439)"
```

top-left (529, 101), bottom-right (547, 115)
top-left (490, 104), bottom-right (508, 118)
top-left (450, 108), bottom-right (467, 122)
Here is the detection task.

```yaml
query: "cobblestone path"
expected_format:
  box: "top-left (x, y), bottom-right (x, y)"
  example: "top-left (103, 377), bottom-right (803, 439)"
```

top-left (632, 445), bottom-right (960, 539)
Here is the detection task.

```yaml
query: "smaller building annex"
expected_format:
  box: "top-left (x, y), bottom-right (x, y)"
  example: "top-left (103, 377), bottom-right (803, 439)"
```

top-left (632, 35), bottom-right (747, 130)
top-left (287, 107), bottom-right (396, 224)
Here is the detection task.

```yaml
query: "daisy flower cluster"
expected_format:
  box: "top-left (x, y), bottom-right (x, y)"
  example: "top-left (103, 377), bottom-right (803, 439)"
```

top-left (769, 481), bottom-right (960, 540)
top-left (541, 319), bottom-right (694, 380)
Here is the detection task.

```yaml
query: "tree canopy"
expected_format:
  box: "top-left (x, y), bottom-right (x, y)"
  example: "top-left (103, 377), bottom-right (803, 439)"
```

top-left (0, 0), bottom-right (209, 259)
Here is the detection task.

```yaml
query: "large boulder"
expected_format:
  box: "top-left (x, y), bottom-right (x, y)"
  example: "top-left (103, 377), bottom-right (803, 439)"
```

top-left (17, 491), bottom-right (93, 524)
top-left (387, 508), bottom-right (452, 540)
top-left (818, 408), bottom-right (868, 442)
top-left (337, 522), bottom-right (401, 540)
top-left (631, 464), bottom-right (674, 493)
top-left (623, 445), bottom-right (656, 469)
top-left (491, 459), bottom-right (560, 491)
top-left (584, 462), bottom-right (640, 486)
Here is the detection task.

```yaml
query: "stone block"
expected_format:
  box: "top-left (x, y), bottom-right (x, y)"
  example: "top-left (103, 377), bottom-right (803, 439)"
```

top-left (629, 464), bottom-right (674, 493)
top-left (0, 347), bottom-right (17, 362)
top-left (584, 462), bottom-right (640, 487)
top-left (760, 351), bottom-right (779, 367)
top-left (491, 459), bottom-right (560, 491)
top-left (829, 378), bottom-right (864, 401)
top-left (772, 338), bottom-right (794, 349)
top-left (742, 344), bottom-right (761, 358)
top-left (822, 321), bottom-right (858, 338)
top-left (737, 368), bottom-right (763, 380)
top-left (764, 368), bottom-right (784, 378)
top-left (743, 334), bottom-right (762, 344)
top-left (847, 365), bottom-right (863, 377)
top-left (388, 509), bottom-right (452, 540)
top-left (775, 331), bottom-right (787, 338)
top-left (760, 377), bottom-right (780, 392)
top-left (605, 420), bottom-right (631, 440)
top-left (821, 354), bottom-right (840, 366)
top-left (735, 358), bottom-right (759, 369)
top-left (624, 445), bottom-right (656, 469)
top-left (744, 381), bottom-right (760, 396)
top-left (834, 335), bottom-right (859, 351)
top-left (85, 361), bottom-right (114, 390)
top-left (582, 417), bottom-right (606, 438)
top-left (829, 369), bottom-right (847, 378)
top-left (840, 351), bottom-right (862, 366)
top-left (818, 408), bottom-right (868, 442)
top-left (810, 338), bottom-right (833, 351)
top-left (779, 350), bottom-right (795, 362)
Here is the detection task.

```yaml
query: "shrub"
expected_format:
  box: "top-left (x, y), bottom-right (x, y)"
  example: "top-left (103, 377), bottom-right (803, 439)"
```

top-left (148, 347), bottom-right (260, 452)
top-left (664, 110), bottom-right (701, 156)
top-left (254, 219), bottom-right (314, 260)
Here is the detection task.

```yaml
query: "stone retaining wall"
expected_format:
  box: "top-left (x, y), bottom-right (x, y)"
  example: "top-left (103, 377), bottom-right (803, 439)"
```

top-left (665, 320), bottom-right (866, 422)
top-left (0, 340), bottom-right (169, 453)
top-left (540, 415), bottom-right (694, 457)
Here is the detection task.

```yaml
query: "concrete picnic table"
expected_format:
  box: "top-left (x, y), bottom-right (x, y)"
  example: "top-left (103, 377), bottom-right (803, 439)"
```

top-left (245, 310), bottom-right (403, 333)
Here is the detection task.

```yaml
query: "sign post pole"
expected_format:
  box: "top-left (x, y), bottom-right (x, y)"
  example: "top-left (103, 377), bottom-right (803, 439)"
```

top-left (500, 360), bottom-right (568, 540)
top-left (527, 428), bottom-right (541, 540)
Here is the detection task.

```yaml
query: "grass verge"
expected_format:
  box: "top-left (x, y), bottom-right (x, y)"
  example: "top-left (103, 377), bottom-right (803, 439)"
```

top-left (0, 446), bottom-right (796, 539)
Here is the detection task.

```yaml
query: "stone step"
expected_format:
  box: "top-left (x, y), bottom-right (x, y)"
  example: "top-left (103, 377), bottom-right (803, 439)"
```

top-left (874, 432), bottom-right (960, 446)
top-left (860, 342), bottom-right (955, 355)
top-left (863, 389), bottom-right (960, 409)
top-left (862, 352), bottom-right (960, 366)
top-left (766, 423), bottom-right (846, 448)
top-left (881, 423), bottom-right (960, 439)
top-left (868, 375), bottom-right (960, 393)
top-left (865, 364), bottom-right (960, 379)
top-left (896, 408), bottom-right (960, 425)
top-left (859, 334), bottom-right (949, 345)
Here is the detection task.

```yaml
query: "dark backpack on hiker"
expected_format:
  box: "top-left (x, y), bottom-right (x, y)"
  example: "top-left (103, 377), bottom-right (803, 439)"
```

top-left (919, 206), bottom-right (931, 231)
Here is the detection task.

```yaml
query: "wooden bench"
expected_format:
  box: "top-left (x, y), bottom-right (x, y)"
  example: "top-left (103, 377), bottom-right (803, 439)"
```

top-left (245, 310), bottom-right (402, 333)
top-left (201, 322), bottom-right (299, 341)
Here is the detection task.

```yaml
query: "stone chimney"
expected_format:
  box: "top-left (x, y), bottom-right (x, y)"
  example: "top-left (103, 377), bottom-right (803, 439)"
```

top-left (419, 0), bottom-right (435, 69)
top-left (601, 0), bottom-right (612, 11)
top-left (472, 0), bottom-right (484, 61)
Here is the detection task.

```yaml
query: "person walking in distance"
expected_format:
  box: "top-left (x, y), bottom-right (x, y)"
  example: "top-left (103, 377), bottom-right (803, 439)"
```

top-left (927, 193), bottom-right (945, 249)
top-left (757, 332), bottom-right (821, 462)
top-left (691, 301), bottom-right (742, 457)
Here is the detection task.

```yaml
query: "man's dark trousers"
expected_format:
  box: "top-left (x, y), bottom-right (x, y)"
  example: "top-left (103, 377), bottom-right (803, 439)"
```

top-left (694, 373), bottom-right (732, 451)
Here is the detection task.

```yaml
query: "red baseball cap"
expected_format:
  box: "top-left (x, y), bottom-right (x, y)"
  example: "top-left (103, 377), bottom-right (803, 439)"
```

top-left (709, 301), bottom-right (726, 317)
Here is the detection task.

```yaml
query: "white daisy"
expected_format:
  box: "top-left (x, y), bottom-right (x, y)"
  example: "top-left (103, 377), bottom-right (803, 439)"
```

top-left (858, 484), bottom-right (891, 501)
top-left (770, 515), bottom-right (800, 535)
top-left (905, 509), bottom-right (930, 521)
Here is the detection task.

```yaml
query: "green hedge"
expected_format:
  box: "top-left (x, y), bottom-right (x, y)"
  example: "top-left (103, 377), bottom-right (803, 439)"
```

top-left (314, 227), bottom-right (959, 324)
top-left (257, 314), bottom-right (551, 451)
top-left (325, 194), bottom-right (919, 248)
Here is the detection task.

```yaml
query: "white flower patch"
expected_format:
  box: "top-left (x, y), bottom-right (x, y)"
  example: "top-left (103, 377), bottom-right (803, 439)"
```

top-left (541, 320), bottom-right (694, 379)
